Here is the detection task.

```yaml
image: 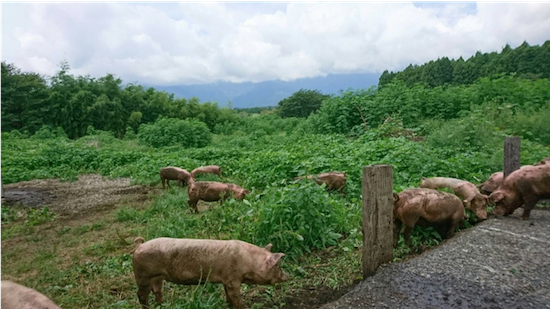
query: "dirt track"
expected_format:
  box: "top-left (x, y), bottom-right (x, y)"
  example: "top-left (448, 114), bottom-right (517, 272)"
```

top-left (322, 209), bottom-right (550, 309)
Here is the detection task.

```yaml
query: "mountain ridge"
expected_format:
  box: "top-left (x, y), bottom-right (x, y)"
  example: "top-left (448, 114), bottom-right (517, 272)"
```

top-left (151, 72), bottom-right (381, 108)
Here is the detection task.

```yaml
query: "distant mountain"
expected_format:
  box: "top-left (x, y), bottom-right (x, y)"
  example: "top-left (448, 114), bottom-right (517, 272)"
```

top-left (151, 72), bottom-right (381, 108)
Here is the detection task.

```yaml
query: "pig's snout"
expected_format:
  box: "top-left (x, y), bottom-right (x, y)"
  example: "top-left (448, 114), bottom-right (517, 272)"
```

top-left (476, 209), bottom-right (488, 220)
top-left (282, 271), bottom-right (290, 282)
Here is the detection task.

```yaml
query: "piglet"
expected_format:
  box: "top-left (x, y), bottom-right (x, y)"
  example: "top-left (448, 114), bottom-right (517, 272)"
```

top-left (132, 237), bottom-right (289, 309)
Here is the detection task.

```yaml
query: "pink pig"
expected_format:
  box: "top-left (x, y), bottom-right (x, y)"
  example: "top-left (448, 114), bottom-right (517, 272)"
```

top-left (132, 237), bottom-right (289, 308)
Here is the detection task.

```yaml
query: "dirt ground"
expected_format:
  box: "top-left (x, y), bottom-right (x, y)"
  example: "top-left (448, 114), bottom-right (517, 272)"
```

top-left (4, 175), bottom-right (549, 308)
top-left (2, 174), bottom-right (151, 220)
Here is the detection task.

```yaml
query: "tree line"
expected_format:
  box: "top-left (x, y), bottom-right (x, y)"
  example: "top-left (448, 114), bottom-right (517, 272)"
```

top-left (378, 40), bottom-right (550, 89)
top-left (1, 61), bottom-right (238, 139)
top-left (3, 40), bottom-right (549, 140)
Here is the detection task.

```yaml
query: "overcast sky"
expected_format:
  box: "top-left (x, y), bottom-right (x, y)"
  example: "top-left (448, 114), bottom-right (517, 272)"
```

top-left (2, 2), bottom-right (550, 86)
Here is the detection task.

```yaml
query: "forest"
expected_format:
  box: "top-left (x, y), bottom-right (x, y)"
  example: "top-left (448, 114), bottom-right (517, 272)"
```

top-left (1, 40), bottom-right (550, 308)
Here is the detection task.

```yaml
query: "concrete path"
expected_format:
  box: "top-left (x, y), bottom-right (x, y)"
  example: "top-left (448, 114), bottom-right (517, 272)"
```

top-left (321, 209), bottom-right (550, 309)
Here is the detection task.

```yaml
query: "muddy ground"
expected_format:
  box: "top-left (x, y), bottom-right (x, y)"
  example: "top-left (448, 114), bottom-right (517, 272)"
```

top-left (3, 175), bottom-right (550, 308)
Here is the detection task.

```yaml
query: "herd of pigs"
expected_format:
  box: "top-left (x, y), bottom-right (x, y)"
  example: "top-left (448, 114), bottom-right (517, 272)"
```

top-left (2, 158), bottom-right (549, 309)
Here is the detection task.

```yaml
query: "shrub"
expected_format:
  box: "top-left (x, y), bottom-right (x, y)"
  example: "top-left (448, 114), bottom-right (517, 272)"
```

top-left (137, 117), bottom-right (212, 148)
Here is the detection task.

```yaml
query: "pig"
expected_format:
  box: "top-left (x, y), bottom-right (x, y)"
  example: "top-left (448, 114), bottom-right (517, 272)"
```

top-left (1, 280), bottom-right (62, 309)
top-left (420, 177), bottom-right (488, 220)
top-left (393, 188), bottom-right (465, 248)
top-left (132, 237), bottom-right (289, 309)
top-left (191, 165), bottom-right (222, 178)
top-left (294, 172), bottom-right (346, 193)
top-left (477, 165), bottom-right (535, 195)
top-left (159, 167), bottom-right (194, 189)
top-left (477, 172), bottom-right (504, 195)
top-left (187, 181), bottom-right (250, 213)
top-left (489, 164), bottom-right (550, 220)
top-left (535, 157), bottom-right (550, 166)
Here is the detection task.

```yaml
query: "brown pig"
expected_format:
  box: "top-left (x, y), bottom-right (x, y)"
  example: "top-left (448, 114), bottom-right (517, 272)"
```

top-left (477, 165), bottom-right (535, 195)
top-left (477, 172), bottom-right (504, 195)
top-left (191, 165), bottom-right (222, 178)
top-left (393, 188), bottom-right (465, 248)
top-left (420, 177), bottom-right (488, 220)
top-left (160, 167), bottom-right (194, 189)
top-left (294, 172), bottom-right (346, 193)
top-left (489, 164), bottom-right (550, 220)
top-left (132, 237), bottom-right (289, 309)
top-left (1, 280), bottom-right (62, 309)
top-left (187, 181), bottom-right (250, 213)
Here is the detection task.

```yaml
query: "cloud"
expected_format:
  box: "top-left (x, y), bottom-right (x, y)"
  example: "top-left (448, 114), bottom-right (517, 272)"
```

top-left (2, 2), bottom-right (550, 85)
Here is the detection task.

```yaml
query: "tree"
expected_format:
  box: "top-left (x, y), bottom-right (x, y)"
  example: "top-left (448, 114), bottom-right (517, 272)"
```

top-left (1, 62), bottom-right (48, 134)
top-left (278, 89), bottom-right (330, 118)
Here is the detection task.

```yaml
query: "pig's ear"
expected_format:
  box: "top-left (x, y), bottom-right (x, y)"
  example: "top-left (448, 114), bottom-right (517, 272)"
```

top-left (264, 243), bottom-right (273, 252)
top-left (490, 191), bottom-right (504, 203)
top-left (393, 193), bottom-right (399, 203)
top-left (421, 177), bottom-right (427, 180)
top-left (266, 253), bottom-right (285, 268)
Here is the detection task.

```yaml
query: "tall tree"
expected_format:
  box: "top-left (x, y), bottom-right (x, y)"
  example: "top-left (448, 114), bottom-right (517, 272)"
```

top-left (278, 89), bottom-right (330, 118)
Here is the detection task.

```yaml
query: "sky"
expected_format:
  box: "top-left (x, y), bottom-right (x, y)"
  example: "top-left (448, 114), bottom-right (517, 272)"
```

top-left (2, 1), bottom-right (550, 86)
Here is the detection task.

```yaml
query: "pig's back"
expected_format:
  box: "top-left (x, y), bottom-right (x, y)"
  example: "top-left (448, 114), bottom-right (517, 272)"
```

top-left (397, 188), bottom-right (463, 215)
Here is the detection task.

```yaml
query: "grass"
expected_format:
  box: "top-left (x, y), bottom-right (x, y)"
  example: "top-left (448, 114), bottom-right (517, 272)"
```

top-left (1, 189), bottom-right (364, 309)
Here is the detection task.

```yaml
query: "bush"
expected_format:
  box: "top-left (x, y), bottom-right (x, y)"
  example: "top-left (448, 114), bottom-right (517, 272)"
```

top-left (255, 182), bottom-right (355, 261)
top-left (138, 117), bottom-right (212, 148)
top-left (31, 125), bottom-right (69, 140)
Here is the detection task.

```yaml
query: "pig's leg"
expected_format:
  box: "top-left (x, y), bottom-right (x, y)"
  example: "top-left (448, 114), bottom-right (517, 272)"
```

top-left (521, 198), bottom-right (538, 220)
top-left (393, 220), bottom-right (402, 248)
top-left (188, 199), bottom-right (199, 213)
top-left (403, 224), bottom-right (414, 248)
top-left (151, 277), bottom-right (164, 304)
top-left (223, 283), bottom-right (243, 309)
top-left (161, 177), bottom-right (166, 189)
top-left (402, 217), bottom-right (418, 248)
top-left (137, 283), bottom-right (152, 309)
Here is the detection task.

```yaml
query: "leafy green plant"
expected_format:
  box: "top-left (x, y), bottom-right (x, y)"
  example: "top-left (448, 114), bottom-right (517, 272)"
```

top-left (138, 117), bottom-right (212, 148)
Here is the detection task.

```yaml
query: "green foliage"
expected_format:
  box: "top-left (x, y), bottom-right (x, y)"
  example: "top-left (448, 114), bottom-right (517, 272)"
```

top-left (278, 89), bottom-right (330, 118)
top-left (137, 117), bottom-right (212, 148)
top-left (31, 125), bottom-right (69, 140)
top-left (255, 182), bottom-right (358, 261)
top-left (379, 40), bottom-right (550, 88)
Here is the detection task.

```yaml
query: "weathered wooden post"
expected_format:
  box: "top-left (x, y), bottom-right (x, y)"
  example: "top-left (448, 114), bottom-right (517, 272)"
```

top-left (362, 165), bottom-right (394, 277)
top-left (504, 136), bottom-right (521, 178)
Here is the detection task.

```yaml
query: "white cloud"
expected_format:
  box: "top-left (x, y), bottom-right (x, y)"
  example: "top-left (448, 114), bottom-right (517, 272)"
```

top-left (2, 2), bottom-right (550, 85)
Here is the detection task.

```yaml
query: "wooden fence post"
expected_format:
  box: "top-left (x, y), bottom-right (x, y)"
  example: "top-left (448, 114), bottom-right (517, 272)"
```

top-left (362, 165), bottom-right (394, 278)
top-left (504, 137), bottom-right (521, 178)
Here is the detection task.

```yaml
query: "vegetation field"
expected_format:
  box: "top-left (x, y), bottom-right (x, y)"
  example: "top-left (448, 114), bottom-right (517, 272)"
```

top-left (2, 42), bottom-right (550, 308)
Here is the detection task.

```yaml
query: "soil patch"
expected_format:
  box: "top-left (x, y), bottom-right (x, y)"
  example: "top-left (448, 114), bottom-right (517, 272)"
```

top-left (2, 174), bottom-right (152, 220)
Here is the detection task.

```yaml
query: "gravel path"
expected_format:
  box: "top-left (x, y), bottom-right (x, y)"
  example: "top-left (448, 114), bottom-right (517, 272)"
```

top-left (322, 209), bottom-right (550, 309)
